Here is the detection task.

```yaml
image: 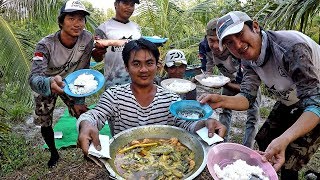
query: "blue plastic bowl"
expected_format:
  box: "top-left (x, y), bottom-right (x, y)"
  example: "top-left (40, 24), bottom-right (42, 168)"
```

top-left (142, 36), bottom-right (168, 44)
top-left (63, 69), bottom-right (105, 97)
top-left (169, 100), bottom-right (213, 121)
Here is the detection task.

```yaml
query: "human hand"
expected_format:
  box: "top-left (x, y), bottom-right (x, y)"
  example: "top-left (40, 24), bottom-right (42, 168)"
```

top-left (205, 119), bottom-right (227, 138)
top-left (92, 47), bottom-right (106, 62)
top-left (73, 104), bottom-right (89, 118)
top-left (77, 121), bottom-right (101, 156)
top-left (94, 40), bottom-right (107, 49)
top-left (198, 93), bottom-right (223, 109)
top-left (262, 137), bottom-right (289, 171)
top-left (50, 75), bottom-right (64, 94)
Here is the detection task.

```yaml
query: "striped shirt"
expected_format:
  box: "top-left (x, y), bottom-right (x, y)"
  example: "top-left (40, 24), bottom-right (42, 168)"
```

top-left (77, 84), bottom-right (197, 136)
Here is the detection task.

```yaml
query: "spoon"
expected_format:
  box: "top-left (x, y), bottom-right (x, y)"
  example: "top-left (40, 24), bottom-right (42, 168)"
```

top-left (249, 173), bottom-right (263, 180)
top-left (201, 69), bottom-right (208, 79)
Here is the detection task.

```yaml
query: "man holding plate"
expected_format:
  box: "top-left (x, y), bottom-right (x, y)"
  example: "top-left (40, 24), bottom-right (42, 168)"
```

top-left (28, 0), bottom-right (93, 168)
top-left (205, 18), bottom-right (261, 148)
top-left (77, 38), bottom-right (227, 156)
top-left (200, 11), bottom-right (320, 179)
top-left (158, 49), bottom-right (197, 100)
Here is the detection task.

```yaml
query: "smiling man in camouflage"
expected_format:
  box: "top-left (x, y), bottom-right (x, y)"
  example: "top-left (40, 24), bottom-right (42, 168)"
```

top-left (29, 0), bottom-right (93, 168)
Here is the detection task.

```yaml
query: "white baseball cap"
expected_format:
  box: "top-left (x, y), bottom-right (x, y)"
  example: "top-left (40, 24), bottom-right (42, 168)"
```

top-left (60, 0), bottom-right (90, 16)
top-left (165, 49), bottom-right (188, 67)
top-left (216, 11), bottom-right (252, 50)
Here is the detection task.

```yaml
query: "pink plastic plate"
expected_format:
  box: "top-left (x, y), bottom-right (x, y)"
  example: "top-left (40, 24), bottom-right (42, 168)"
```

top-left (207, 143), bottom-right (278, 180)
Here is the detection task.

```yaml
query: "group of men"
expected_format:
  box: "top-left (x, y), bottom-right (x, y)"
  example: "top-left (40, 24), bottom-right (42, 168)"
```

top-left (28, 0), bottom-right (320, 179)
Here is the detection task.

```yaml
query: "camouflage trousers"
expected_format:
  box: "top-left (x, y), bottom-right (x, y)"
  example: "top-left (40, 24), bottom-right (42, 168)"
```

top-left (33, 92), bottom-right (80, 127)
top-left (256, 101), bottom-right (320, 171)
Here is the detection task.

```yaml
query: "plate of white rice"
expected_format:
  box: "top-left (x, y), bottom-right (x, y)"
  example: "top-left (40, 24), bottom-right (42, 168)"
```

top-left (160, 78), bottom-right (196, 94)
top-left (195, 74), bottom-right (230, 88)
top-left (63, 69), bottom-right (105, 97)
top-left (207, 143), bottom-right (278, 180)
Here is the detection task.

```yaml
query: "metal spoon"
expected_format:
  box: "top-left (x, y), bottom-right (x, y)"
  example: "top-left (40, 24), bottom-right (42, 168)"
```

top-left (74, 84), bottom-right (85, 88)
top-left (201, 69), bottom-right (208, 79)
top-left (249, 173), bottom-right (263, 180)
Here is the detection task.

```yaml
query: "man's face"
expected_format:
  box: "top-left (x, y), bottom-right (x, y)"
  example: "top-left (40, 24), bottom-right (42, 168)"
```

top-left (115, 1), bottom-right (135, 21)
top-left (222, 21), bottom-right (262, 61)
top-left (165, 63), bottom-right (187, 79)
top-left (126, 49), bottom-right (157, 87)
top-left (207, 33), bottom-right (223, 56)
top-left (61, 12), bottom-right (85, 38)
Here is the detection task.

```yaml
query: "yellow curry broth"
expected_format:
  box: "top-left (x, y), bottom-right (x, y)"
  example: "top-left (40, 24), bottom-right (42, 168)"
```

top-left (114, 138), bottom-right (196, 179)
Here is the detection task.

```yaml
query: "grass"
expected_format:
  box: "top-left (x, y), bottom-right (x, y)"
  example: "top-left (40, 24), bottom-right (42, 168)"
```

top-left (259, 107), bottom-right (271, 118)
top-left (0, 131), bottom-right (107, 179)
top-left (0, 132), bottom-right (44, 176)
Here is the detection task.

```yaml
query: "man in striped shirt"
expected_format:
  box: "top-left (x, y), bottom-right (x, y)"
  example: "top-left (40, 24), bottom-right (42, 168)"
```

top-left (77, 38), bottom-right (226, 155)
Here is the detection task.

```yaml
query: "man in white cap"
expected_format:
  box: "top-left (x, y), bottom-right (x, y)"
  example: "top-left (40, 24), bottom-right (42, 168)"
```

top-left (162, 49), bottom-right (196, 100)
top-left (200, 11), bottom-right (320, 179)
top-left (205, 18), bottom-right (261, 149)
top-left (29, 0), bottom-right (93, 168)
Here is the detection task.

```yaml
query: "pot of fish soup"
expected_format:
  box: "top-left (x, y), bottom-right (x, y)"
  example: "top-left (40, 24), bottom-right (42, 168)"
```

top-left (105, 125), bottom-right (207, 179)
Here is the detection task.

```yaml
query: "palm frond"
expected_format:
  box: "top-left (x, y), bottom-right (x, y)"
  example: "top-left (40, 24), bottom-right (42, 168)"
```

top-left (0, 16), bottom-right (32, 103)
top-left (257, 0), bottom-right (320, 33)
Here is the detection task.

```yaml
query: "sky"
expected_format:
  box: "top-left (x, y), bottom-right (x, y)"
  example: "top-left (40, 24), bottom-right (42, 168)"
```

top-left (86, 0), bottom-right (114, 11)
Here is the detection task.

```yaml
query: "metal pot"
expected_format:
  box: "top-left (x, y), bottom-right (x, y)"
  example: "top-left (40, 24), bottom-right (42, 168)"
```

top-left (105, 125), bottom-right (207, 180)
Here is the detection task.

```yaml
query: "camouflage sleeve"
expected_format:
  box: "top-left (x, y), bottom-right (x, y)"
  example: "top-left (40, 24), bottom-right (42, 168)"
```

top-left (28, 43), bottom-right (52, 96)
top-left (206, 52), bottom-right (215, 74)
top-left (235, 59), bottom-right (243, 84)
top-left (285, 43), bottom-right (320, 110)
top-left (239, 61), bottom-right (261, 106)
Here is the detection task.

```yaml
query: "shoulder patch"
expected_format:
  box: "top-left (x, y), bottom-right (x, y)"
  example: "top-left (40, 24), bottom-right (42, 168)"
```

top-left (33, 52), bottom-right (44, 61)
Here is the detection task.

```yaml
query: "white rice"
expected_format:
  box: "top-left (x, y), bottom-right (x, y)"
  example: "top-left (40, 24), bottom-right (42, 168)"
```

top-left (68, 73), bottom-right (98, 95)
top-left (214, 159), bottom-right (269, 180)
top-left (167, 80), bottom-right (192, 93)
top-left (178, 111), bottom-right (200, 119)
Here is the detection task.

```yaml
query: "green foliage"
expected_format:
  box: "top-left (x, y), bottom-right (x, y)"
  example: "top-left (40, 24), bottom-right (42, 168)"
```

top-left (0, 16), bottom-right (32, 103)
top-left (0, 121), bottom-right (11, 161)
top-left (83, 0), bottom-right (109, 26)
top-left (0, 82), bottom-right (31, 122)
top-left (256, 0), bottom-right (320, 42)
top-left (0, 132), bottom-right (53, 177)
top-left (0, 133), bottom-right (33, 176)
top-left (259, 107), bottom-right (271, 118)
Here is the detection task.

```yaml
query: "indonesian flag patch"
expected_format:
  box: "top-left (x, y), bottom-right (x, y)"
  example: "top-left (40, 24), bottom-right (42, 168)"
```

top-left (33, 52), bottom-right (44, 61)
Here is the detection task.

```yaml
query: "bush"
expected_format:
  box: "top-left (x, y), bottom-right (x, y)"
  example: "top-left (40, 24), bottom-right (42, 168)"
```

top-left (0, 82), bottom-right (32, 123)
top-left (0, 133), bottom-right (33, 176)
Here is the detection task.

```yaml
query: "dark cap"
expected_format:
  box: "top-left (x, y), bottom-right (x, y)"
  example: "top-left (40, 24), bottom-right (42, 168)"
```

top-left (206, 18), bottom-right (218, 36)
top-left (60, 0), bottom-right (90, 16)
top-left (115, 0), bottom-right (140, 4)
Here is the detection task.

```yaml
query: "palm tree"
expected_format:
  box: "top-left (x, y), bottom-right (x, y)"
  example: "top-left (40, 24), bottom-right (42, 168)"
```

top-left (133, 0), bottom-right (220, 63)
top-left (0, 0), bottom-right (62, 104)
top-left (256, 0), bottom-right (320, 43)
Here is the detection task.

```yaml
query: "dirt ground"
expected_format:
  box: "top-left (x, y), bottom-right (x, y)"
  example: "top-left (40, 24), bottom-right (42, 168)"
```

top-left (2, 85), bottom-right (319, 179)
